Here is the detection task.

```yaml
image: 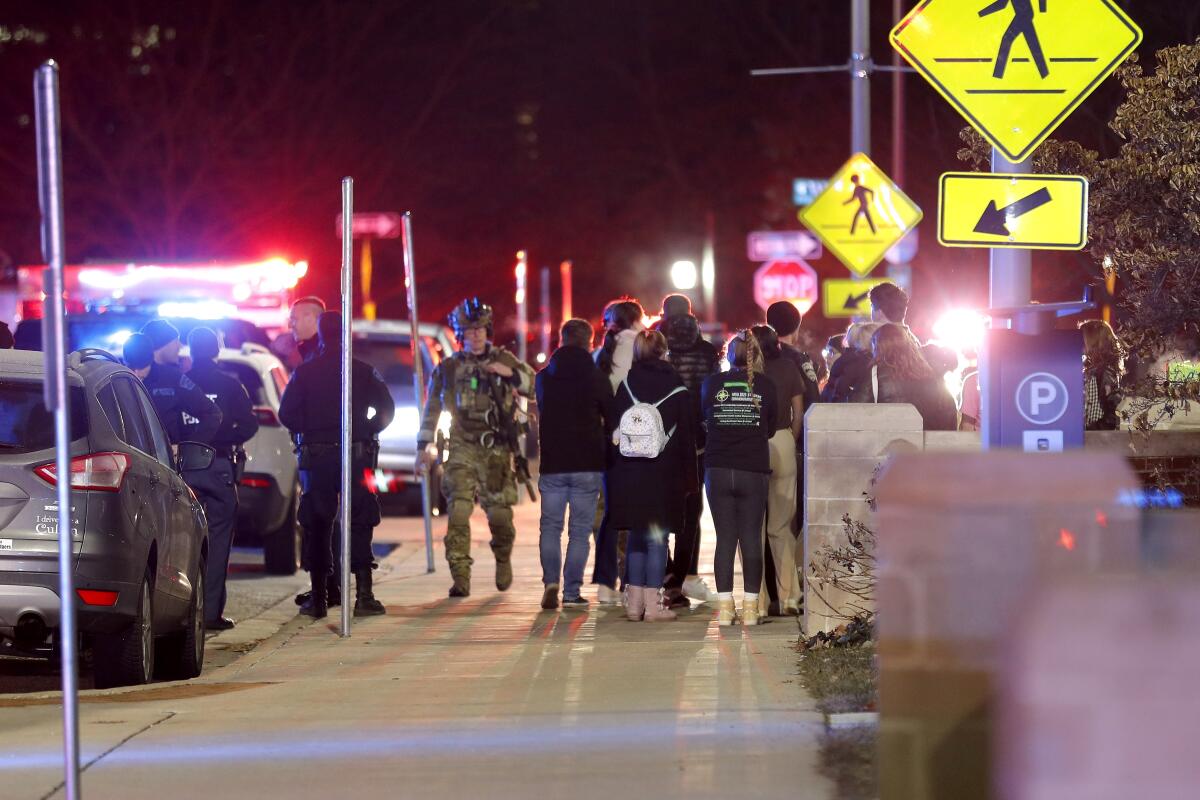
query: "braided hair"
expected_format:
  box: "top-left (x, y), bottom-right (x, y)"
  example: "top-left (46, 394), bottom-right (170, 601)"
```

top-left (726, 328), bottom-right (765, 409)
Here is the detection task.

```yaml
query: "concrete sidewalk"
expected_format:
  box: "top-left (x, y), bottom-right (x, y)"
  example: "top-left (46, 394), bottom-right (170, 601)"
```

top-left (1, 503), bottom-right (834, 799)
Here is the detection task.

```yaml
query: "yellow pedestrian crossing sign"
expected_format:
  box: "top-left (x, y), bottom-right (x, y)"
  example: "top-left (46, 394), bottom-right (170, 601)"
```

top-left (891, 0), bottom-right (1142, 163)
top-left (798, 153), bottom-right (922, 279)
top-left (939, 172), bottom-right (1088, 250)
top-left (822, 278), bottom-right (891, 319)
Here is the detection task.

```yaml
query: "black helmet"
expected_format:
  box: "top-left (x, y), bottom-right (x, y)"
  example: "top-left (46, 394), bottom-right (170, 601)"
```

top-left (449, 297), bottom-right (493, 339)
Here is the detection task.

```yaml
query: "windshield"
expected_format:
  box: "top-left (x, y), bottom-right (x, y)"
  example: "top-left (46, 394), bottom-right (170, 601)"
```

top-left (355, 339), bottom-right (417, 387)
top-left (0, 382), bottom-right (88, 452)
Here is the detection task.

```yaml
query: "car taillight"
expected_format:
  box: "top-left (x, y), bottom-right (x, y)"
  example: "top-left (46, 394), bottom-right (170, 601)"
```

top-left (77, 589), bottom-right (119, 606)
top-left (35, 452), bottom-right (130, 492)
top-left (253, 407), bottom-right (280, 427)
top-left (19, 299), bottom-right (44, 321)
top-left (240, 475), bottom-right (272, 489)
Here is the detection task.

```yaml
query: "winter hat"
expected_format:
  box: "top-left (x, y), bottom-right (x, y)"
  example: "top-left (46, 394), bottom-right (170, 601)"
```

top-left (318, 311), bottom-right (342, 350)
top-left (141, 319), bottom-right (180, 351)
top-left (187, 326), bottom-right (221, 362)
top-left (123, 333), bottom-right (155, 369)
top-left (661, 293), bottom-right (692, 319)
top-left (766, 301), bottom-right (801, 337)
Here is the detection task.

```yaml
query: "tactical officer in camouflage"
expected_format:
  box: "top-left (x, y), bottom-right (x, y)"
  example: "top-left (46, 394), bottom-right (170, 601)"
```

top-left (417, 298), bottom-right (535, 598)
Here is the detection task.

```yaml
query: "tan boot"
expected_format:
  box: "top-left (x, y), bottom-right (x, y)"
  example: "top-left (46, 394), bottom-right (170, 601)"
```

top-left (625, 585), bottom-right (646, 621)
top-left (742, 598), bottom-right (762, 627)
top-left (717, 597), bottom-right (738, 627)
top-left (642, 587), bottom-right (677, 622)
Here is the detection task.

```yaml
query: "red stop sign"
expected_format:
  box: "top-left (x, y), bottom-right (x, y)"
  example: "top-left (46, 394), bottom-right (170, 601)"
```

top-left (753, 259), bottom-right (818, 313)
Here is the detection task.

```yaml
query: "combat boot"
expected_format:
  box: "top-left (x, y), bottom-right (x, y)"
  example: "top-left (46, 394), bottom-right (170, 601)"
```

top-left (299, 574), bottom-right (328, 619)
top-left (353, 569), bottom-right (386, 617)
top-left (495, 560), bottom-right (513, 592)
top-left (449, 569), bottom-right (471, 598)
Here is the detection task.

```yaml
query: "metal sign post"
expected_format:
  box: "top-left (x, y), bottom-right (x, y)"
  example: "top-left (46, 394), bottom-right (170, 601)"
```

top-left (401, 212), bottom-right (436, 574)
top-left (988, 151), bottom-right (1034, 310)
top-left (339, 178), bottom-right (353, 638)
top-left (514, 251), bottom-right (528, 362)
top-left (35, 60), bottom-right (80, 800)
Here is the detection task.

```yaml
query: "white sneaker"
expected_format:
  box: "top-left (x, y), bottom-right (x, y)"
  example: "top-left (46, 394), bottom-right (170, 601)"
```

top-left (597, 585), bottom-right (622, 605)
top-left (681, 576), bottom-right (717, 603)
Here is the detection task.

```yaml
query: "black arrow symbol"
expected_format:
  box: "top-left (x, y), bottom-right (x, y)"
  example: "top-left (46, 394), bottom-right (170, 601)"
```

top-left (974, 187), bottom-right (1053, 237)
top-left (843, 290), bottom-right (870, 311)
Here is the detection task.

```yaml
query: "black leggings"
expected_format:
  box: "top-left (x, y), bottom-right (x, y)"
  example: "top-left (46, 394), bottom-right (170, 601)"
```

top-left (705, 467), bottom-right (768, 594)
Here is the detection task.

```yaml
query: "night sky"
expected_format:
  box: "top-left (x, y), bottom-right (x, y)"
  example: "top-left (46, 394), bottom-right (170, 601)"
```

top-left (1, 1), bottom-right (1196, 345)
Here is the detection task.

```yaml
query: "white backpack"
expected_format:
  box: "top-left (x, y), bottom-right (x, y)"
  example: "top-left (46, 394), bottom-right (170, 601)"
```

top-left (613, 378), bottom-right (687, 458)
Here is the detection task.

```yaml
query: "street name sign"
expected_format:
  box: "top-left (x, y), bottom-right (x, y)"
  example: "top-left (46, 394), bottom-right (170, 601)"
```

top-left (746, 230), bottom-right (823, 262)
top-left (822, 277), bottom-right (891, 319)
top-left (798, 153), bottom-right (923, 279)
top-left (891, 0), bottom-right (1142, 163)
top-left (753, 259), bottom-right (819, 314)
top-left (335, 212), bottom-right (402, 239)
top-left (793, 178), bottom-right (829, 207)
top-left (939, 172), bottom-right (1088, 249)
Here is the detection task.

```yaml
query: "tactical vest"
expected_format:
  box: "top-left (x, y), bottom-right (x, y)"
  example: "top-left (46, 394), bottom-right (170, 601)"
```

top-left (445, 353), bottom-right (504, 438)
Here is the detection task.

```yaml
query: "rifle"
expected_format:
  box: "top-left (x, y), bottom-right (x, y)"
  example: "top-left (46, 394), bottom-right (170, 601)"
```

top-left (485, 371), bottom-right (538, 502)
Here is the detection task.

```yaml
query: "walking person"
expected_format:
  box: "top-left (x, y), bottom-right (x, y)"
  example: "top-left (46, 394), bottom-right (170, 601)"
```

top-left (607, 330), bottom-right (695, 622)
top-left (278, 312), bottom-right (395, 619)
top-left (662, 307), bottom-right (720, 608)
top-left (185, 327), bottom-right (260, 631)
top-left (751, 325), bottom-right (805, 616)
top-left (1080, 319), bottom-right (1125, 431)
top-left (416, 298), bottom-right (535, 598)
top-left (536, 319), bottom-right (614, 610)
top-left (592, 298), bottom-right (646, 604)
top-left (701, 330), bottom-right (778, 626)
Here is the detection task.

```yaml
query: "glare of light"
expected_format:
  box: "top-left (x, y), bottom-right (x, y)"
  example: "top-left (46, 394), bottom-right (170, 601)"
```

top-left (932, 309), bottom-right (988, 354)
top-left (106, 329), bottom-right (134, 347)
top-left (232, 283), bottom-right (252, 302)
top-left (535, 352), bottom-right (547, 364)
top-left (791, 299), bottom-right (814, 315)
top-left (77, 259), bottom-right (308, 293)
top-left (383, 406), bottom-right (420, 439)
top-left (944, 369), bottom-right (964, 401)
top-left (642, 313), bottom-right (661, 330)
top-left (157, 301), bottom-right (239, 320)
top-left (670, 260), bottom-right (697, 290)
top-left (1058, 528), bottom-right (1076, 551)
top-left (1095, 510), bottom-right (1108, 528)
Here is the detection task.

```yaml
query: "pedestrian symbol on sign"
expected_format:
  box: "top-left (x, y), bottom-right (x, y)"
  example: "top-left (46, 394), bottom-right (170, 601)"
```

top-left (982, 0), bottom-right (1049, 80)
top-left (844, 175), bottom-right (876, 235)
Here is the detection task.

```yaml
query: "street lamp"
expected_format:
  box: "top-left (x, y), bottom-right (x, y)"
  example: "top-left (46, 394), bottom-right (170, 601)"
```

top-left (671, 260), bottom-right (697, 290)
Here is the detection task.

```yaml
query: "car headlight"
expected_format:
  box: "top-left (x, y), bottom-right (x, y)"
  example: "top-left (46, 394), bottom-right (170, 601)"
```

top-left (385, 406), bottom-right (421, 438)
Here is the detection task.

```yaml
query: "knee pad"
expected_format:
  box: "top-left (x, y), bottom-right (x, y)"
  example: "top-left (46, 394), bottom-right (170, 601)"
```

top-left (448, 498), bottom-right (475, 528)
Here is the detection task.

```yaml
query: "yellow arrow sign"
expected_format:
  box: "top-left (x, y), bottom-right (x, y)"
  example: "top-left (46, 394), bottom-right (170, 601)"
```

top-left (822, 278), bottom-right (891, 319)
top-left (891, 0), bottom-right (1141, 164)
top-left (939, 172), bottom-right (1088, 249)
top-left (798, 153), bottom-right (922, 279)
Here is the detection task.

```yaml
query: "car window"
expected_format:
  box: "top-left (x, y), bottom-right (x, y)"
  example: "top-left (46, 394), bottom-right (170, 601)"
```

top-left (217, 359), bottom-right (266, 405)
top-left (0, 381), bottom-right (86, 452)
top-left (355, 338), bottom-right (417, 387)
top-left (133, 383), bottom-right (175, 465)
top-left (110, 377), bottom-right (156, 456)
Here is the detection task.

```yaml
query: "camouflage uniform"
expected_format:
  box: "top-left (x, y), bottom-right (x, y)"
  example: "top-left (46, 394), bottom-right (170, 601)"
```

top-left (418, 343), bottom-right (534, 593)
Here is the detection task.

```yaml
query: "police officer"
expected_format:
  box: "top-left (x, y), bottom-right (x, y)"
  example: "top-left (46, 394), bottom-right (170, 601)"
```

top-left (132, 320), bottom-right (223, 445)
top-left (289, 296), bottom-right (326, 366)
top-left (416, 298), bottom-right (535, 598)
top-left (279, 311), bottom-right (395, 620)
top-left (185, 327), bottom-right (259, 631)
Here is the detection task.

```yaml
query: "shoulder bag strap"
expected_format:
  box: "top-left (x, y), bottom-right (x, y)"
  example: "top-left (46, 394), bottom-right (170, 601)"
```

top-left (621, 377), bottom-right (638, 405)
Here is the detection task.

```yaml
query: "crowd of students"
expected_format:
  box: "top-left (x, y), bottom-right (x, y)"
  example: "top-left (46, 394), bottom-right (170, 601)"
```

top-left (534, 282), bottom-right (1129, 625)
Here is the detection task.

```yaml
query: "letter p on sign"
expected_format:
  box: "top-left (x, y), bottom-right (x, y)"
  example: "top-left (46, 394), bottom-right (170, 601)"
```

top-left (1016, 372), bottom-right (1069, 426)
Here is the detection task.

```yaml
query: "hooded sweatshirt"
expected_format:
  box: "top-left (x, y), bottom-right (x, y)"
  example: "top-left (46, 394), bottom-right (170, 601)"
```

top-left (666, 314), bottom-right (719, 449)
top-left (536, 345), bottom-right (615, 474)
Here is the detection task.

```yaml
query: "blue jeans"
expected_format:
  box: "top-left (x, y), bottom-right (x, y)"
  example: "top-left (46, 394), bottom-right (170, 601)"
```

top-left (626, 526), bottom-right (669, 589)
top-left (539, 472), bottom-right (603, 598)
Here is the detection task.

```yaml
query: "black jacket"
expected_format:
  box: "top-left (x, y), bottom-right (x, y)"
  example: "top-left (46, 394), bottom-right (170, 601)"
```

top-left (536, 345), bottom-right (614, 474)
top-left (821, 348), bottom-right (872, 403)
top-left (186, 358), bottom-right (260, 450)
top-left (665, 314), bottom-right (719, 448)
top-left (296, 335), bottom-right (319, 365)
top-left (279, 348), bottom-right (396, 444)
top-left (143, 362), bottom-right (222, 444)
top-left (607, 359), bottom-right (696, 531)
top-left (781, 343), bottom-right (821, 408)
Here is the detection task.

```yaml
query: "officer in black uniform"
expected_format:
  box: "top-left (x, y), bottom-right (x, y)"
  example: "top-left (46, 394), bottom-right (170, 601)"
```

top-left (279, 312), bottom-right (395, 620)
top-left (126, 323), bottom-right (222, 444)
top-left (184, 327), bottom-right (259, 631)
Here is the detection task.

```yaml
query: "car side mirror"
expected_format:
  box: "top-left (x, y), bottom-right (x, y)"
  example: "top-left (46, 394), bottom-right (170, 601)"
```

top-left (176, 441), bottom-right (215, 472)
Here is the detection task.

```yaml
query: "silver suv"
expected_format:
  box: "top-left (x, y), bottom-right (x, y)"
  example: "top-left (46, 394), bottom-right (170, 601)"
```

top-left (0, 350), bottom-right (209, 688)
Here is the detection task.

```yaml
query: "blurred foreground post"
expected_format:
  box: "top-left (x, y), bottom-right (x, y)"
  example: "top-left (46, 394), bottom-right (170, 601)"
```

top-left (339, 178), bottom-right (353, 637)
top-left (401, 212), bottom-right (435, 573)
top-left (35, 59), bottom-right (80, 800)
